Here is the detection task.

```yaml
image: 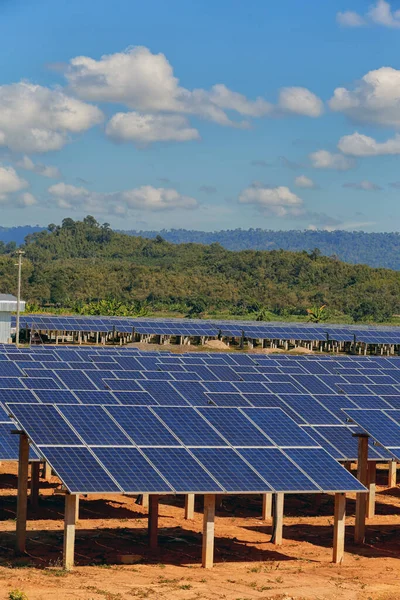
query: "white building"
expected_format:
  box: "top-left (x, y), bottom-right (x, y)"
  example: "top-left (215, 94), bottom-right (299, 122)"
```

top-left (0, 294), bottom-right (25, 343)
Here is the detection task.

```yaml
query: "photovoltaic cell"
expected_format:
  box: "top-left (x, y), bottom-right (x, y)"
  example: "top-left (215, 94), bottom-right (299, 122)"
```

top-left (93, 447), bottom-right (172, 492)
top-left (243, 408), bottom-right (318, 447)
top-left (7, 403), bottom-right (82, 446)
top-left (192, 447), bottom-right (271, 492)
top-left (152, 407), bottom-right (227, 446)
top-left (198, 407), bottom-right (272, 446)
top-left (239, 448), bottom-right (320, 492)
top-left (59, 405), bottom-right (133, 445)
top-left (105, 405), bottom-right (180, 446)
top-left (142, 447), bottom-right (223, 493)
top-left (43, 446), bottom-right (120, 493)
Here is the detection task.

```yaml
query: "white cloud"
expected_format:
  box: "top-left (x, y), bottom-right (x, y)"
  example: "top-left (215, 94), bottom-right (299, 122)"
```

top-left (17, 155), bottom-right (62, 178)
top-left (336, 11), bottom-right (366, 27)
top-left (18, 192), bottom-right (37, 206)
top-left (278, 87), bottom-right (324, 117)
top-left (307, 220), bottom-right (375, 232)
top-left (0, 165), bottom-right (28, 196)
top-left (368, 0), bottom-right (400, 28)
top-left (342, 180), bottom-right (382, 191)
top-left (48, 182), bottom-right (198, 214)
top-left (0, 82), bottom-right (103, 153)
top-left (105, 112), bottom-right (200, 144)
top-left (294, 175), bottom-right (317, 188)
top-left (238, 184), bottom-right (303, 217)
top-left (338, 131), bottom-right (400, 156)
top-left (309, 149), bottom-right (355, 170)
top-left (65, 46), bottom-right (322, 128)
top-left (336, 1), bottom-right (400, 28)
top-left (330, 67), bottom-right (400, 127)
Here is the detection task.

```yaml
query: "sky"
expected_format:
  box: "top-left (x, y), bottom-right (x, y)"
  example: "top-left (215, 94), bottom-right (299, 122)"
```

top-left (1, 0), bottom-right (400, 232)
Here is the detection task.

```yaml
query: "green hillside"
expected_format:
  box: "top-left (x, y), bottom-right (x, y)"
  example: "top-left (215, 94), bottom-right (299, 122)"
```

top-left (1, 216), bottom-right (400, 323)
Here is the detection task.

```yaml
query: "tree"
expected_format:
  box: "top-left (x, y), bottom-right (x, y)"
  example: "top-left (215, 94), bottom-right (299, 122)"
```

top-left (307, 305), bottom-right (328, 323)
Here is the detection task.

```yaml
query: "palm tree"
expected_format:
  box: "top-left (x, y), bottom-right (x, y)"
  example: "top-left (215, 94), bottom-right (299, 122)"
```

top-left (307, 304), bottom-right (327, 323)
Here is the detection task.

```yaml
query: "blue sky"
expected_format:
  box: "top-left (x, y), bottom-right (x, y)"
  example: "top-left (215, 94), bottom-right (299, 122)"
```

top-left (1, 0), bottom-right (400, 231)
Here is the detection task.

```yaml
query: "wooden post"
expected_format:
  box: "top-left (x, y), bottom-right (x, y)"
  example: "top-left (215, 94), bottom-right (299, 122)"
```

top-left (30, 462), bottom-right (40, 509)
top-left (63, 494), bottom-right (77, 570)
top-left (148, 495), bottom-right (159, 550)
top-left (274, 493), bottom-right (284, 546)
top-left (388, 461), bottom-right (397, 488)
top-left (202, 495), bottom-right (215, 569)
top-left (354, 434), bottom-right (368, 544)
top-left (16, 433), bottom-right (29, 553)
top-left (333, 493), bottom-right (346, 564)
top-left (185, 494), bottom-right (195, 520)
top-left (142, 493), bottom-right (149, 510)
top-left (43, 461), bottom-right (52, 481)
top-left (262, 493), bottom-right (272, 520)
top-left (75, 494), bottom-right (80, 523)
top-left (367, 462), bottom-right (377, 519)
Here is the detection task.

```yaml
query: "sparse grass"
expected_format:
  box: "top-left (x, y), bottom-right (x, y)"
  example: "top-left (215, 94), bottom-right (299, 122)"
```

top-left (178, 584), bottom-right (192, 590)
top-left (8, 591), bottom-right (28, 600)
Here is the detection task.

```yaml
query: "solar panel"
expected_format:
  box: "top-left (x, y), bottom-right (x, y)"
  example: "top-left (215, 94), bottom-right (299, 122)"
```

top-left (7, 404), bottom-right (82, 446)
top-left (110, 391), bottom-right (155, 405)
top-left (198, 408), bottom-right (272, 446)
top-left (34, 390), bottom-right (78, 404)
top-left (243, 408), bottom-right (319, 447)
top-left (0, 389), bottom-right (40, 404)
top-left (192, 447), bottom-right (271, 492)
top-left (205, 393), bottom-right (250, 407)
top-left (104, 406), bottom-right (180, 446)
top-left (285, 448), bottom-right (367, 491)
top-left (141, 447), bottom-right (223, 493)
top-left (54, 370), bottom-right (98, 390)
top-left (93, 447), bottom-right (173, 493)
top-left (58, 405), bottom-right (133, 445)
top-left (344, 409), bottom-right (400, 448)
top-left (152, 407), bottom-right (227, 446)
top-left (239, 448), bottom-right (320, 492)
top-left (138, 381), bottom-right (189, 406)
top-left (42, 446), bottom-right (121, 493)
top-left (102, 379), bottom-right (143, 391)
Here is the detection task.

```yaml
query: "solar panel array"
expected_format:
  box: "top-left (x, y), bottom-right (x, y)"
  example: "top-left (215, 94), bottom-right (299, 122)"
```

top-left (344, 409), bottom-right (400, 461)
top-left (14, 315), bottom-right (400, 344)
top-left (0, 345), bottom-right (399, 464)
top-left (8, 403), bottom-right (366, 495)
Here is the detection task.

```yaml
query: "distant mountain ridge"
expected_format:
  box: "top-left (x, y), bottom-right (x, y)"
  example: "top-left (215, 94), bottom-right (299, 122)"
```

top-left (2, 225), bottom-right (400, 270)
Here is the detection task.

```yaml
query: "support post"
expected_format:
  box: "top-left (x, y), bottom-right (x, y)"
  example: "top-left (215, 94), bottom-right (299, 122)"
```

top-left (16, 433), bottom-right (29, 553)
top-left (333, 493), bottom-right (346, 564)
top-left (63, 494), bottom-right (77, 571)
top-left (354, 434), bottom-right (368, 544)
top-left (142, 493), bottom-right (149, 510)
top-left (273, 493), bottom-right (284, 546)
top-left (43, 461), bottom-right (52, 481)
top-left (202, 494), bottom-right (215, 569)
top-left (75, 494), bottom-right (80, 523)
top-left (30, 461), bottom-right (40, 509)
top-left (185, 494), bottom-right (195, 520)
top-left (262, 493), bottom-right (272, 520)
top-left (367, 462), bottom-right (377, 519)
top-left (388, 461), bottom-right (397, 488)
top-left (148, 495), bottom-right (159, 550)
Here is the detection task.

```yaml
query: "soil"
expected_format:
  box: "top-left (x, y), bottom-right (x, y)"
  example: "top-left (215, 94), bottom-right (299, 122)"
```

top-left (1, 463), bottom-right (400, 600)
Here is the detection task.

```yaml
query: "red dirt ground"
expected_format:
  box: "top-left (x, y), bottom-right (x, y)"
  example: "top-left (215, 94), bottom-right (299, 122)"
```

top-left (1, 463), bottom-right (400, 600)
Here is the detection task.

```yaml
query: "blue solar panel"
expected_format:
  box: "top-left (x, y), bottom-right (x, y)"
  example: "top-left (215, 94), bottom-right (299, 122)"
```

top-left (233, 382), bottom-right (269, 394)
top-left (34, 389), bottom-right (78, 404)
top-left (94, 447), bottom-right (173, 492)
top-left (54, 370), bottom-right (98, 390)
top-left (0, 362), bottom-right (23, 377)
top-left (347, 395), bottom-right (392, 409)
top-left (205, 393), bottom-right (250, 407)
top-left (263, 382), bottom-right (303, 395)
top-left (292, 375), bottom-right (335, 395)
top-left (198, 408), bottom-right (272, 446)
top-left (239, 448), bottom-right (320, 492)
top-left (344, 409), bottom-right (400, 448)
top-left (59, 405), bottom-right (133, 445)
top-left (200, 381), bottom-right (237, 393)
top-left (206, 366), bottom-right (243, 381)
top-left (285, 448), bottom-right (366, 491)
top-left (111, 391), bottom-right (155, 405)
top-left (138, 381), bottom-right (189, 406)
top-left (152, 407), bottom-right (227, 446)
top-left (43, 446), bottom-right (120, 493)
top-left (142, 447), bottom-right (223, 493)
top-left (71, 390), bottom-right (117, 404)
top-left (102, 379), bottom-right (143, 391)
top-left (105, 406), bottom-right (180, 446)
top-left (0, 378), bottom-right (25, 389)
top-left (7, 404), bottom-right (81, 446)
top-left (243, 408), bottom-right (319, 447)
top-left (23, 377), bottom-right (62, 390)
top-left (0, 422), bottom-right (23, 460)
top-left (192, 447), bottom-right (271, 492)
top-left (280, 395), bottom-right (342, 425)
top-left (0, 389), bottom-right (40, 404)
top-left (241, 393), bottom-right (283, 408)
top-left (170, 381), bottom-right (209, 405)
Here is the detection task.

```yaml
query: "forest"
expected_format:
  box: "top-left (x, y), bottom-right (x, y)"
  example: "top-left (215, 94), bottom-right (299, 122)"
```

top-left (1, 216), bottom-right (400, 323)
top-left (3, 225), bottom-right (400, 270)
